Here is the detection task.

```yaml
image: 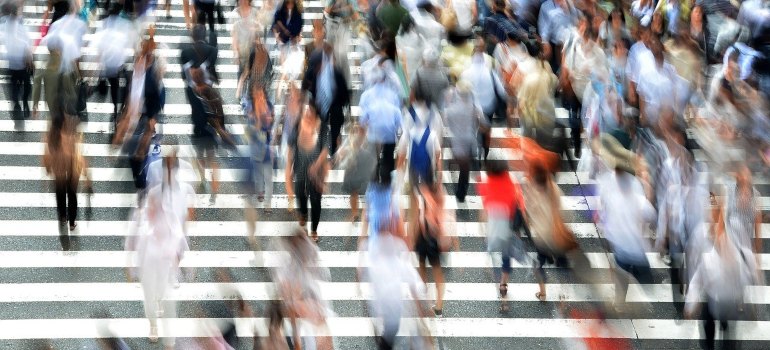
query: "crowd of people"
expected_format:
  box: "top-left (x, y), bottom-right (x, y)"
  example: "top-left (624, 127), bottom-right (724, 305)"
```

top-left (2, 0), bottom-right (770, 348)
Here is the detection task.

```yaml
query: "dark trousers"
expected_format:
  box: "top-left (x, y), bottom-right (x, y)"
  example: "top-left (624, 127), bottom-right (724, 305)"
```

top-left (702, 304), bottom-right (733, 350)
top-left (374, 142), bottom-right (396, 185)
top-left (329, 122), bottom-right (343, 157)
top-left (195, 1), bottom-right (218, 46)
top-left (455, 156), bottom-right (471, 202)
top-left (613, 255), bottom-right (653, 303)
top-left (295, 178), bottom-right (322, 232)
top-left (55, 180), bottom-right (78, 227)
top-left (7, 69), bottom-right (31, 117)
top-left (563, 95), bottom-right (582, 155)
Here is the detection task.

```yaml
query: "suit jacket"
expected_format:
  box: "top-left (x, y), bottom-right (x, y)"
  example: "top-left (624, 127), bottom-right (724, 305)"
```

top-left (179, 41), bottom-right (219, 83)
top-left (303, 50), bottom-right (351, 126)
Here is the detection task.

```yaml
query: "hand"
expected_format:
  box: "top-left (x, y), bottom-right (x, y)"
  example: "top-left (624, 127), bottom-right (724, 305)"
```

top-left (287, 195), bottom-right (295, 212)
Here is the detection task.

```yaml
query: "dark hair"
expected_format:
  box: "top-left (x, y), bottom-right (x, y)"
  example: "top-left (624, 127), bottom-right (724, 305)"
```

top-left (191, 24), bottom-right (206, 42)
top-left (400, 15), bottom-right (416, 35)
top-left (486, 160), bottom-right (509, 175)
top-left (1, 2), bottom-right (17, 16)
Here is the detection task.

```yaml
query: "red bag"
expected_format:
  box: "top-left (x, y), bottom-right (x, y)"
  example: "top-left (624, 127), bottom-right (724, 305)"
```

top-left (34, 22), bottom-right (50, 47)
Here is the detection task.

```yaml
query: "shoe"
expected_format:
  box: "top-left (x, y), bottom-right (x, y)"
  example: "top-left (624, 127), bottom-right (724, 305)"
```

top-left (431, 305), bottom-right (442, 317)
top-left (149, 324), bottom-right (158, 343)
top-left (257, 193), bottom-right (264, 202)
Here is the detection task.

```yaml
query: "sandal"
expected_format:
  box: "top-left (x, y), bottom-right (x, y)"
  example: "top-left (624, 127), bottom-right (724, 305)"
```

top-left (499, 302), bottom-right (509, 313)
top-left (310, 232), bottom-right (319, 243)
top-left (431, 305), bottom-right (443, 317)
top-left (499, 283), bottom-right (508, 298)
top-left (535, 291), bottom-right (546, 302)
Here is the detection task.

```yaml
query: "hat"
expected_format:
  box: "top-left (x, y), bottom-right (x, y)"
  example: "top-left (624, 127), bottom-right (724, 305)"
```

top-left (599, 133), bottom-right (637, 175)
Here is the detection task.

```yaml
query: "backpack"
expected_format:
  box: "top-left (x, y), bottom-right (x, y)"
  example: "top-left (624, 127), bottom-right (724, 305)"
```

top-left (408, 106), bottom-right (433, 181)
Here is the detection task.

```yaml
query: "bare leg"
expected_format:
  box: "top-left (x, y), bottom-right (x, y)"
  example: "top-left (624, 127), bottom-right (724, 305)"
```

top-left (349, 191), bottom-right (359, 220)
top-left (433, 264), bottom-right (444, 311)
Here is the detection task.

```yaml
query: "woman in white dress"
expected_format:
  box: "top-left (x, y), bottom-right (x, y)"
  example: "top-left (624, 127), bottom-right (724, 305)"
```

top-left (128, 152), bottom-right (194, 347)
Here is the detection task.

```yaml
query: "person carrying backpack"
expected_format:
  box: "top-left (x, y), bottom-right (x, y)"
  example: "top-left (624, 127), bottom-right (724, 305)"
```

top-left (397, 89), bottom-right (442, 239)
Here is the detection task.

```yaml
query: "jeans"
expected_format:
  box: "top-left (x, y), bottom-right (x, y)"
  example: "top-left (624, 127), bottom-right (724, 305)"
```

top-left (295, 177), bottom-right (322, 232)
top-left (253, 160), bottom-right (274, 207)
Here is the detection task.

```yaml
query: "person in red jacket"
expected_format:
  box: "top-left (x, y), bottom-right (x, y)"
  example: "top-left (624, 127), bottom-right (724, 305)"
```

top-left (476, 160), bottom-right (526, 312)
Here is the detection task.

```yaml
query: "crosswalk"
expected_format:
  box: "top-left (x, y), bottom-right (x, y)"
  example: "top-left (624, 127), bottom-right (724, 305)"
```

top-left (1, 1), bottom-right (769, 349)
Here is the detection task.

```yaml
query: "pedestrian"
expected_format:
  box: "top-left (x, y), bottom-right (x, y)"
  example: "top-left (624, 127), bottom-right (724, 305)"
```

top-left (194, 0), bottom-right (218, 45)
top-left (31, 36), bottom-right (78, 122)
top-left (231, 0), bottom-right (259, 78)
top-left (1, 2), bottom-right (33, 124)
top-left (303, 44), bottom-right (351, 156)
top-left (409, 48), bottom-right (450, 109)
top-left (337, 123), bottom-right (377, 222)
top-left (273, 229), bottom-right (334, 349)
top-left (245, 88), bottom-right (275, 212)
top-left (359, 65), bottom-right (403, 185)
top-left (364, 216), bottom-right (427, 349)
top-left (272, 0), bottom-right (303, 46)
top-left (42, 116), bottom-right (91, 250)
top-left (476, 160), bottom-right (526, 311)
top-left (285, 102), bottom-right (330, 243)
top-left (443, 80), bottom-right (483, 202)
top-left (412, 184), bottom-right (450, 317)
top-left (180, 24), bottom-right (219, 85)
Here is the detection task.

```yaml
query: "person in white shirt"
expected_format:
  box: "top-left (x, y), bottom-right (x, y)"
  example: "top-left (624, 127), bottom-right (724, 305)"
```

top-left (460, 39), bottom-right (506, 120)
top-left (362, 217), bottom-right (426, 349)
top-left (0, 2), bottom-right (32, 121)
top-left (635, 38), bottom-right (679, 132)
top-left (596, 134), bottom-right (656, 309)
top-left (410, 1), bottom-right (445, 53)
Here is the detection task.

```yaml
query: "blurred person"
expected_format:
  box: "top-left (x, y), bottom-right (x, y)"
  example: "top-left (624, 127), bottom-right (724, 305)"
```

top-left (236, 34), bottom-right (272, 104)
top-left (493, 31), bottom-right (532, 92)
top-left (635, 38), bottom-right (680, 132)
top-left (1, 2), bottom-right (33, 123)
top-left (477, 160), bottom-right (526, 310)
top-left (128, 153), bottom-right (193, 347)
top-left (722, 164), bottom-right (762, 256)
top-left (632, 0), bottom-right (655, 27)
top-left (194, 0), bottom-right (218, 45)
top-left (397, 88), bottom-right (443, 237)
top-left (460, 37), bottom-right (505, 162)
top-left (273, 229), bottom-right (334, 350)
top-left (412, 183), bottom-right (450, 317)
top-left (180, 24), bottom-right (220, 86)
top-left (42, 5), bottom-right (87, 76)
top-left (409, 48), bottom-right (450, 109)
top-left (359, 179), bottom-right (403, 251)
top-left (272, 0), bottom-right (303, 45)
top-left (690, 5), bottom-right (715, 64)
top-left (336, 124), bottom-right (377, 222)
top-left (596, 134), bottom-right (656, 311)
top-left (410, 1), bottom-right (444, 53)
top-left (245, 88), bottom-right (275, 214)
top-left (685, 202), bottom-right (760, 350)
top-left (537, 0), bottom-right (577, 75)
top-left (517, 38), bottom-right (558, 139)
top-left (376, 0), bottom-right (409, 36)
top-left (114, 37), bottom-right (165, 203)
top-left (42, 116), bottom-right (91, 250)
top-left (626, 25), bottom-right (656, 108)
top-left (359, 64), bottom-right (403, 184)
top-left (324, 0), bottom-right (358, 83)
top-left (363, 215), bottom-right (427, 349)
top-left (361, 38), bottom-right (407, 101)
top-left (440, 30), bottom-right (474, 81)
top-left (303, 43), bottom-right (351, 156)
top-left (443, 80), bottom-right (484, 202)
top-left (598, 8), bottom-right (630, 50)
top-left (561, 14), bottom-right (608, 158)
top-left (231, 0), bottom-right (260, 77)
top-left (447, 0), bottom-right (476, 33)
top-left (482, 0), bottom-right (525, 54)
top-left (92, 4), bottom-right (138, 130)
top-left (396, 16), bottom-right (427, 86)
top-left (31, 37), bottom-right (78, 122)
top-left (188, 66), bottom-right (236, 203)
top-left (520, 144), bottom-right (576, 302)
top-left (275, 84), bottom-right (303, 169)
top-left (285, 103), bottom-right (330, 243)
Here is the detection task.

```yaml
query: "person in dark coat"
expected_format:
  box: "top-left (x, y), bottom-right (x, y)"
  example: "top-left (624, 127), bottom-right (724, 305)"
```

top-left (179, 24), bottom-right (219, 84)
top-left (303, 43), bottom-right (351, 156)
top-left (272, 0), bottom-right (303, 44)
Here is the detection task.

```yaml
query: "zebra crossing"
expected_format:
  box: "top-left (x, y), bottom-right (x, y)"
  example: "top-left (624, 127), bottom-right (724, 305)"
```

top-left (0, 0), bottom-right (769, 349)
